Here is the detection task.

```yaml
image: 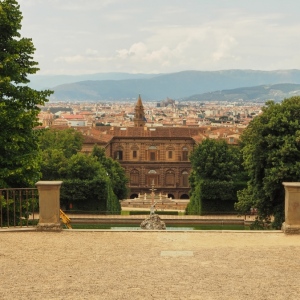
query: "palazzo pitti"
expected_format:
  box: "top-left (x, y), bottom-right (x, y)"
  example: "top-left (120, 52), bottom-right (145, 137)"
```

top-left (42, 95), bottom-right (241, 199)
top-left (82, 96), bottom-right (207, 199)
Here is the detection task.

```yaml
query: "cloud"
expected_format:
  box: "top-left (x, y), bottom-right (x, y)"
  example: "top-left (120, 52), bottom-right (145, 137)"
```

top-left (85, 49), bottom-right (99, 56)
top-left (19, 0), bottom-right (117, 10)
top-left (19, 0), bottom-right (300, 74)
top-left (212, 36), bottom-right (239, 62)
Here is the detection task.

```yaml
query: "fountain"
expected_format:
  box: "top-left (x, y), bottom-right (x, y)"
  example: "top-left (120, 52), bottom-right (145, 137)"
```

top-left (140, 181), bottom-right (166, 230)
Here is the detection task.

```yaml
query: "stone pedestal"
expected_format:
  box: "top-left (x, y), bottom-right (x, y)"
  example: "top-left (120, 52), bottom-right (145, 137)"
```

top-left (140, 214), bottom-right (166, 230)
top-left (282, 182), bottom-right (300, 234)
top-left (35, 181), bottom-right (63, 231)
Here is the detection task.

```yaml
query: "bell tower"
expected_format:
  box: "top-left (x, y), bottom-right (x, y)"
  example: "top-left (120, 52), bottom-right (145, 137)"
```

top-left (134, 94), bottom-right (146, 127)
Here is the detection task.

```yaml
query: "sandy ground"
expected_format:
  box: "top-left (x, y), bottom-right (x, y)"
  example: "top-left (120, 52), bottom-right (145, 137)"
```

top-left (1, 230), bottom-right (300, 300)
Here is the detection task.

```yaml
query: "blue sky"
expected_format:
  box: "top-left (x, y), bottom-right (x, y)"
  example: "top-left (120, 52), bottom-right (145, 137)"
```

top-left (18, 0), bottom-right (300, 75)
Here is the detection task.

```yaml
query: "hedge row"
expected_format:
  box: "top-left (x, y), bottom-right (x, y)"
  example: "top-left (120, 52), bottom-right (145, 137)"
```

top-left (129, 211), bottom-right (179, 215)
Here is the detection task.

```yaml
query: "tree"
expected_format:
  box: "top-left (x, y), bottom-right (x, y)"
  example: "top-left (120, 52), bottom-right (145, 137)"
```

top-left (0, 0), bottom-right (52, 187)
top-left (190, 138), bottom-right (241, 181)
top-left (39, 128), bottom-right (84, 180)
top-left (39, 128), bottom-right (84, 159)
top-left (235, 97), bottom-right (300, 228)
top-left (186, 138), bottom-right (245, 214)
top-left (59, 152), bottom-right (121, 214)
top-left (38, 134), bottom-right (123, 213)
top-left (91, 145), bottom-right (128, 200)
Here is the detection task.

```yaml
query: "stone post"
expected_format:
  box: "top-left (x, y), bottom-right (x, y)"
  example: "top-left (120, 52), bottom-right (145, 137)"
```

top-left (282, 182), bottom-right (300, 234)
top-left (35, 181), bottom-right (63, 231)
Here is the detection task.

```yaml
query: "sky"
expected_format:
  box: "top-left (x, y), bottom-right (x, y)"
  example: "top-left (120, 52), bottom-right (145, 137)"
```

top-left (18, 0), bottom-right (300, 75)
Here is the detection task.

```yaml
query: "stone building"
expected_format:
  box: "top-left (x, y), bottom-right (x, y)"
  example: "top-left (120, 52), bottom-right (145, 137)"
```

top-left (82, 96), bottom-right (207, 199)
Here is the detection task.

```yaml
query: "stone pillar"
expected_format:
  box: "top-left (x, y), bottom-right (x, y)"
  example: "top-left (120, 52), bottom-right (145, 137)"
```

top-left (35, 181), bottom-right (63, 231)
top-left (282, 182), bottom-right (300, 234)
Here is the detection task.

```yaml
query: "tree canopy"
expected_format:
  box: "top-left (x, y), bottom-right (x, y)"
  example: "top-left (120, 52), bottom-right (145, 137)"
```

top-left (39, 128), bottom-right (84, 180)
top-left (91, 145), bottom-right (128, 200)
top-left (39, 128), bottom-right (84, 158)
top-left (38, 130), bottom-right (125, 213)
top-left (235, 97), bottom-right (300, 228)
top-left (0, 0), bottom-right (52, 187)
top-left (189, 138), bottom-right (241, 181)
top-left (186, 138), bottom-right (246, 214)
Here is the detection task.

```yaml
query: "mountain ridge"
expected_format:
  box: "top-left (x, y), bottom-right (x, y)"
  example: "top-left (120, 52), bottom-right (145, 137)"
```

top-left (183, 83), bottom-right (300, 102)
top-left (28, 69), bottom-right (300, 101)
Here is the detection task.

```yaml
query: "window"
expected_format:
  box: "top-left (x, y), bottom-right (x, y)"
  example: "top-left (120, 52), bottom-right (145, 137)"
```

top-left (130, 170), bottom-right (139, 186)
top-left (166, 170), bottom-right (175, 186)
top-left (182, 171), bottom-right (189, 187)
top-left (115, 150), bottom-right (123, 160)
top-left (147, 170), bottom-right (158, 186)
top-left (131, 145), bottom-right (139, 159)
top-left (150, 152), bottom-right (156, 161)
top-left (182, 147), bottom-right (189, 161)
top-left (149, 146), bottom-right (157, 161)
top-left (166, 146), bottom-right (174, 160)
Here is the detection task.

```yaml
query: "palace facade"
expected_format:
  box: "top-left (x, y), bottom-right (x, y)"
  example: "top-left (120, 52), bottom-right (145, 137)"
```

top-left (80, 96), bottom-right (207, 199)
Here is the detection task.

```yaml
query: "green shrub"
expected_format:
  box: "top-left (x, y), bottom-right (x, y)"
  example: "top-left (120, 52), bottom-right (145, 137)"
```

top-left (129, 210), bottom-right (178, 215)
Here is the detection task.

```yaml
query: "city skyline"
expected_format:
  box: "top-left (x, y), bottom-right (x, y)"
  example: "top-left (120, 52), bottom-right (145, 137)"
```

top-left (18, 0), bottom-right (300, 75)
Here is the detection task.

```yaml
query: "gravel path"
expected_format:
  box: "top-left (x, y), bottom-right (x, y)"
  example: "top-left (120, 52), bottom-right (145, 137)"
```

top-left (1, 231), bottom-right (300, 300)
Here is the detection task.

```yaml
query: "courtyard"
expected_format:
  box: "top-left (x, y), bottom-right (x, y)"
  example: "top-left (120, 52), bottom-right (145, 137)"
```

top-left (1, 230), bottom-right (300, 299)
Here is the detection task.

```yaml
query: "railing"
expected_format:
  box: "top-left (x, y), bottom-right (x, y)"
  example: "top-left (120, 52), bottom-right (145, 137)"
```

top-left (0, 188), bottom-right (39, 228)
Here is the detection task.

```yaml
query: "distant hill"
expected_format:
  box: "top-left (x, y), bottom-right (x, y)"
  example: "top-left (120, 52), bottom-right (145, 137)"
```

top-left (183, 83), bottom-right (300, 102)
top-left (30, 69), bottom-right (300, 101)
top-left (28, 72), bottom-right (158, 90)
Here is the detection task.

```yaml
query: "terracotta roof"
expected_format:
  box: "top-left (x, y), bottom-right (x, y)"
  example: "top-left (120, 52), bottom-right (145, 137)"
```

top-left (94, 126), bottom-right (206, 139)
top-left (76, 127), bottom-right (114, 144)
top-left (83, 135), bottom-right (109, 145)
top-left (61, 114), bottom-right (85, 120)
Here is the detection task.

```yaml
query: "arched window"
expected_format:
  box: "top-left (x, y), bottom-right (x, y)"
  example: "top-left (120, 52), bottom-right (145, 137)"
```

top-left (114, 150), bottom-right (123, 160)
top-left (182, 147), bottom-right (189, 161)
top-left (148, 170), bottom-right (157, 174)
top-left (165, 169), bottom-right (175, 186)
top-left (147, 169), bottom-right (158, 186)
top-left (182, 171), bottom-right (189, 187)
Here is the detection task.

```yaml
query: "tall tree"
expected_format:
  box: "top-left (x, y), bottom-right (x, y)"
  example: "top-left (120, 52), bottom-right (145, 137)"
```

top-left (0, 0), bottom-right (52, 187)
top-left (235, 97), bottom-right (300, 228)
top-left (91, 145), bottom-right (128, 200)
top-left (186, 138), bottom-right (245, 214)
